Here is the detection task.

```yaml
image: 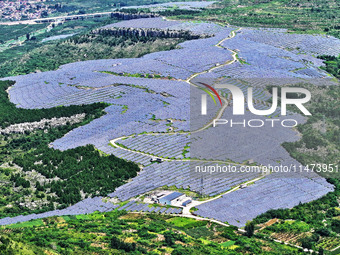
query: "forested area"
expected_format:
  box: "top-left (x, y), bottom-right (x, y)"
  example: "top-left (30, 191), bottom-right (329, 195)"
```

top-left (280, 84), bottom-right (340, 178)
top-left (281, 57), bottom-right (340, 177)
top-left (319, 54), bottom-right (340, 79)
top-left (0, 17), bottom-right (113, 69)
top-left (0, 24), bottom-right (48, 43)
top-left (0, 27), bottom-right (182, 78)
top-left (0, 79), bottom-right (139, 217)
top-left (12, 145), bottom-right (139, 206)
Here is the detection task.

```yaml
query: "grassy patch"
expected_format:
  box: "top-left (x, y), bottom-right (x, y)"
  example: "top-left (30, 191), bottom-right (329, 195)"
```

top-left (167, 217), bottom-right (207, 228)
top-left (5, 219), bottom-right (45, 229)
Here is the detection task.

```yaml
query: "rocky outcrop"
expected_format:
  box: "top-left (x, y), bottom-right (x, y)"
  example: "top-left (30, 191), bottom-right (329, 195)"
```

top-left (36, 12), bottom-right (158, 23)
top-left (0, 114), bottom-right (85, 134)
top-left (110, 12), bottom-right (158, 20)
top-left (93, 27), bottom-right (211, 40)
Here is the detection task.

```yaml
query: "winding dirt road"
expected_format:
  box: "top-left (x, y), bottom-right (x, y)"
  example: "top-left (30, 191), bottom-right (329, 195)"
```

top-left (109, 27), bottom-right (270, 220)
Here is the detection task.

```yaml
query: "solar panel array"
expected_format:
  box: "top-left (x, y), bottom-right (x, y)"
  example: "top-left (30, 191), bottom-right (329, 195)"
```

top-left (190, 107), bottom-right (306, 167)
top-left (238, 28), bottom-right (340, 57)
top-left (0, 17), bottom-right (338, 226)
top-left (118, 200), bottom-right (182, 214)
top-left (118, 133), bottom-right (190, 159)
top-left (109, 161), bottom-right (263, 201)
top-left (103, 17), bottom-right (223, 35)
top-left (218, 28), bottom-right (339, 81)
top-left (195, 173), bottom-right (334, 227)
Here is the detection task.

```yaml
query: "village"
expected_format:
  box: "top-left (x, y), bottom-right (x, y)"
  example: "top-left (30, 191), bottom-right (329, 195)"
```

top-left (0, 0), bottom-right (52, 21)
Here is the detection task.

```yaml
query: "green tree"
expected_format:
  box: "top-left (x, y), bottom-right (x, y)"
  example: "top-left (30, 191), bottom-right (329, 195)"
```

top-left (319, 247), bottom-right (324, 255)
top-left (245, 221), bottom-right (255, 237)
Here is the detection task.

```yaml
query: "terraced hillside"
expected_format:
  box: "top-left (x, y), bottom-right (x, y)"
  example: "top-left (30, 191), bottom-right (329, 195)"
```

top-left (1, 15), bottom-right (338, 231)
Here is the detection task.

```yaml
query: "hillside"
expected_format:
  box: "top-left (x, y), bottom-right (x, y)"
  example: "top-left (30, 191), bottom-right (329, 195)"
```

top-left (0, 1), bottom-right (339, 254)
top-left (160, 0), bottom-right (340, 38)
top-left (0, 210), bottom-right (306, 254)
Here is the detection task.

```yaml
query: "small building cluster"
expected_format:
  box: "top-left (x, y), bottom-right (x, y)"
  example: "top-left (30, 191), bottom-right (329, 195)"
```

top-left (146, 191), bottom-right (192, 207)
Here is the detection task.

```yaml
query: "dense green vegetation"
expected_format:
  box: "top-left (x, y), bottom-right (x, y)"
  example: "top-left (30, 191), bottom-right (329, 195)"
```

top-left (252, 178), bottom-right (340, 252)
top-left (0, 17), bottom-right (113, 66)
top-left (0, 79), bottom-right (139, 217)
top-left (0, 24), bottom-right (48, 43)
top-left (280, 56), bottom-right (340, 178)
top-left (280, 84), bottom-right (340, 178)
top-left (12, 144), bottom-right (139, 206)
top-left (162, 0), bottom-right (340, 38)
top-left (319, 55), bottom-right (340, 79)
top-left (0, 211), bottom-right (306, 254)
top-left (0, 23), bottom-right (182, 78)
